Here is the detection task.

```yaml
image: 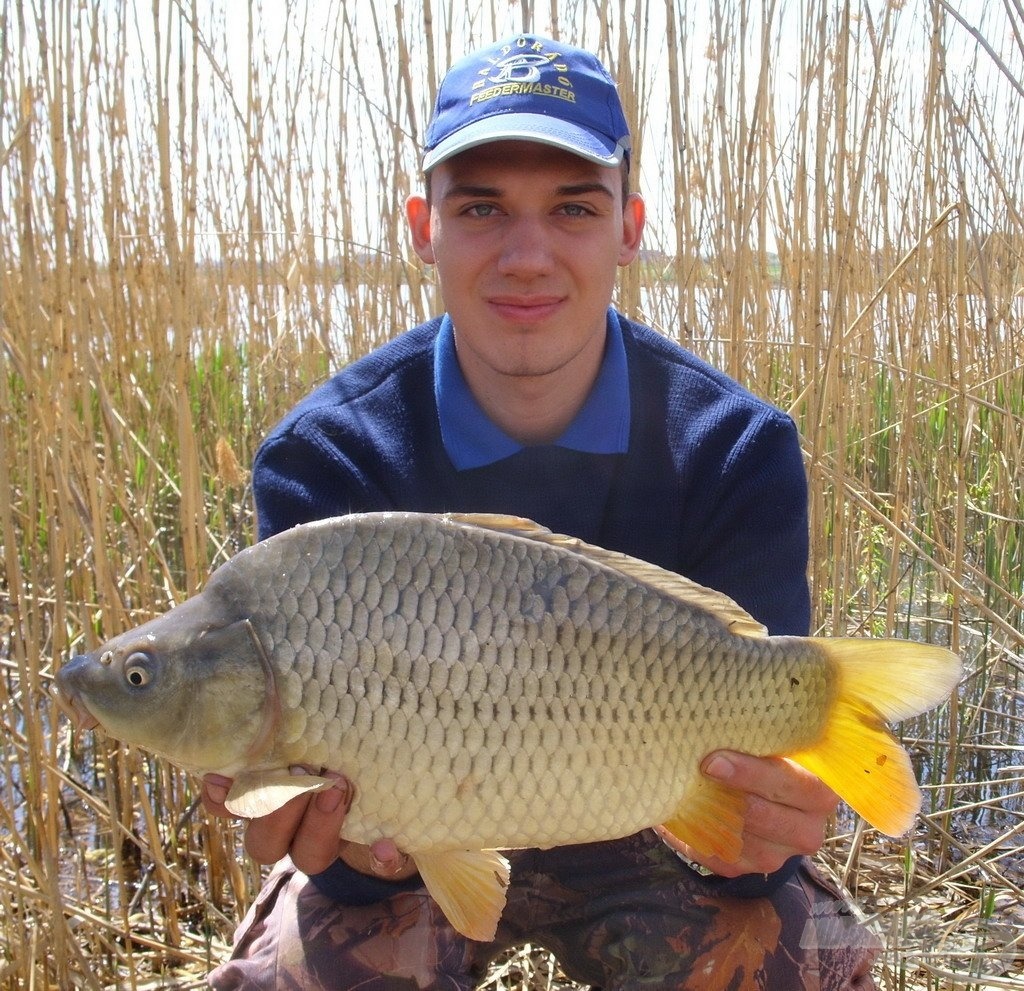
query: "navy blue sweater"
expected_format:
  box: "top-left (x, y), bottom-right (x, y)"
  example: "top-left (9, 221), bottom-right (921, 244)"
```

top-left (255, 312), bottom-right (809, 635)
top-left (252, 310), bottom-right (811, 902)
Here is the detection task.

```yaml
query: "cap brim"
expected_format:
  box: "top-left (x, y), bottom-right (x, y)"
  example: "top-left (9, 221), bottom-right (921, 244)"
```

top-left (422, 112), bottom-right (627, 172)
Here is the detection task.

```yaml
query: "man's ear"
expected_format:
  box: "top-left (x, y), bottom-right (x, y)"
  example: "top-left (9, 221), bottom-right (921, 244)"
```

top-left (406, 195), bottom-right (435, 263)
top-left (618, 192), bottom-right (646, 266)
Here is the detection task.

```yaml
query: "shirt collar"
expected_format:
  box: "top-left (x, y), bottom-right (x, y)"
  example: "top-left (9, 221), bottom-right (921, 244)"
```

top-left (434, 310), bottom-right (631, 470)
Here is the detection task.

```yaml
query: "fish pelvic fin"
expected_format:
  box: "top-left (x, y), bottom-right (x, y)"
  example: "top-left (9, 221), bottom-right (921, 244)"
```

top-left (660, 776), bottom-right (747, 863)
top-left (224, 770), bottom-right (334, 818)
top-left (412, 848), bottom-right (510, 942)
top-left (788, 638), bottom-right (961, 837)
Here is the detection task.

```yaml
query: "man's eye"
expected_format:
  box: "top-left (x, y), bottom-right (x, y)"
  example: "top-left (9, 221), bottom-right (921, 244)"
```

top-left (465, 203), bottom-right (499, 217)
top-left (559, 203), bottom-right (592, 217)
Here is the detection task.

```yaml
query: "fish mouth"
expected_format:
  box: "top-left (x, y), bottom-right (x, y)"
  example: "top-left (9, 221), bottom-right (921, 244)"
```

top-left (50, 683), bottom-right (101, 733)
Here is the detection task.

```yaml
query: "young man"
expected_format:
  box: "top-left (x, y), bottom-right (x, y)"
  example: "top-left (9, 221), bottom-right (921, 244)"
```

top-left (204, 34), bottom-right (879, 989)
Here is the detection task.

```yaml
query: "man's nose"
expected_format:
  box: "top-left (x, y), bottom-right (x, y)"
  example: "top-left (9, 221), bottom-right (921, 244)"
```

top-left (497, 216), bottom-right (554, 278)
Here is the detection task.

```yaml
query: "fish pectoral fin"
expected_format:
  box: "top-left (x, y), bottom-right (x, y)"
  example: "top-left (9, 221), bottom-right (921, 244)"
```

top-left (224, 770), bottom-right (335, 818)
top-left (660, 777), bottom-right (747, 864)
top-left (412, 848), bottom-right (510, 942)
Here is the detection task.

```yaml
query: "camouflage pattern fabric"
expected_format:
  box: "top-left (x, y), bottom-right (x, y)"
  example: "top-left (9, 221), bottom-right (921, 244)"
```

top-left (209, 831), bottom-right (880, 990)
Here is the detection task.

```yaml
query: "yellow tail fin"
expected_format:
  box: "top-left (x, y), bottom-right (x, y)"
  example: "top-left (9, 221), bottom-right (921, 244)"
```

top-left (788, 638), bottom-right (961, 836)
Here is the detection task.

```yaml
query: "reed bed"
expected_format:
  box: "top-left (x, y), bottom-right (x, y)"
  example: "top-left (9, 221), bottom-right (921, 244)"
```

top-left (1, 0), bottom-right (1022, 987)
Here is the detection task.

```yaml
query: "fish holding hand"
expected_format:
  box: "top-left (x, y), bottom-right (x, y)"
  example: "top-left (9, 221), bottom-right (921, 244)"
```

top-left (54, 512), bottom-right (962, 941)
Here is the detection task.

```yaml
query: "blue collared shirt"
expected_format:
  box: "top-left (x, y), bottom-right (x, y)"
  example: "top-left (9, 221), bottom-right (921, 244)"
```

top-left (433, 310), bottom-right (631, 470)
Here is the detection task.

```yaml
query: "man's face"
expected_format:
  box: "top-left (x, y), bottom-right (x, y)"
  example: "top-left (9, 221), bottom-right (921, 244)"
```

top-left (406, 141), bottom-right (645, 387)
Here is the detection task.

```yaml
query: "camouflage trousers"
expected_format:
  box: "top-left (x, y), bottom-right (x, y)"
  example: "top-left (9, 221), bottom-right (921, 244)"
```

top-left (208, 831), bottom-right (880, 990)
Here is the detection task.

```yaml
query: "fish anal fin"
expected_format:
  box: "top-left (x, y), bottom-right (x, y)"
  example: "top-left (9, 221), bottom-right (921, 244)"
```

top-left (224, 770), bottom-right (334, 818)
top-left (660, 777), bottom-right (747, 864)
top-left (413, 848), bottom-right (510, 942)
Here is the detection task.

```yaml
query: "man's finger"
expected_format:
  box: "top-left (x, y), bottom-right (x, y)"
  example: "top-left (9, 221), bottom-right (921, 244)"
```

top-left (702, 751), bottom-right (838, 813)
top-left (201, 773), bottom-right (234, 816)
top-left (242, 793), bottom-right (313, 865)
top-left (287, 772), bottom-right (353, 875)
top-left (369, 837), bottom-right (415, 878)
top-left (338, 835), bottom-right (419, 881)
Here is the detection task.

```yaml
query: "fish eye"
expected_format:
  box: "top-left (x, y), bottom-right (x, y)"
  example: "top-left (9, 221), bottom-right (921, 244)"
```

top-left (124, 652), bottom-right (154, 688)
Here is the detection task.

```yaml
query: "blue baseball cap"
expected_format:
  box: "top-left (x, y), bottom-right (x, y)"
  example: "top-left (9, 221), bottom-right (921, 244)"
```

top-left (422, 35), bottom-right (631, 172)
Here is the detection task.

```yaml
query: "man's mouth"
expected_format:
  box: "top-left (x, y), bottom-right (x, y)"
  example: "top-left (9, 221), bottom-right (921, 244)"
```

top-left (488, 296), bottom-right (564, 321)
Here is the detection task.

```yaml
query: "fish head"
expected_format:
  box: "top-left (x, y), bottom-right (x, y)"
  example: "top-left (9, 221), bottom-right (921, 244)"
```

top-left (54, 595), bottom-right (277, 776)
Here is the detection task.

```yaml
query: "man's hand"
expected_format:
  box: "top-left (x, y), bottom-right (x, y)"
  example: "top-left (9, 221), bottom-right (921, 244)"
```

top-left (656, 751), bottom-right (839, 877)
top-left (201, 771), bottom-right (417, 880)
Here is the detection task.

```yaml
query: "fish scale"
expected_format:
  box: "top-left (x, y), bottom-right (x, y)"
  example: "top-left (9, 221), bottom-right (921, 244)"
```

top-left (55, 510), bottom-right (961, 942)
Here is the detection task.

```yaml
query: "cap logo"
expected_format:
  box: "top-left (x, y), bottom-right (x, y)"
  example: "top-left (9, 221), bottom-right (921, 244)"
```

top-left (487, 52), bottom-right (551, 84)
top-left (470, 40), bottom-right (575, 107)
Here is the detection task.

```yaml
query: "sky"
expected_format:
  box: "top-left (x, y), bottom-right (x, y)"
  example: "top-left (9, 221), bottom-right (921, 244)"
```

top-left (193, 0), bottom-right (1021, 252)
top-left (6, 0), bottom-right (1020, 260)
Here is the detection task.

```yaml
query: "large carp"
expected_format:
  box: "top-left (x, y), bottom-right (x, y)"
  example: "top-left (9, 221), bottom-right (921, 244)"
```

top-left (55, 512), bottom-right (960, 940)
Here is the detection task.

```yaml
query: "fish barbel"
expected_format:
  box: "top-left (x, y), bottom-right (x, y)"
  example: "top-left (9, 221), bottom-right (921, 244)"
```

top-left (55, 512), bottom-right (961, 940)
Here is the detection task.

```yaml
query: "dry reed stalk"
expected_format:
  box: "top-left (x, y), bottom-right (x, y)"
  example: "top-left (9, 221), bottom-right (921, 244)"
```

top-left (1, 1), bottom-right (1022, 988)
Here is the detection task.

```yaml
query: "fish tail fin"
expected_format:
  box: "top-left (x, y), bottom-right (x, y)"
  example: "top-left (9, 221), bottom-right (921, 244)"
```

top-left (787, 638), bottom-right (961, 836)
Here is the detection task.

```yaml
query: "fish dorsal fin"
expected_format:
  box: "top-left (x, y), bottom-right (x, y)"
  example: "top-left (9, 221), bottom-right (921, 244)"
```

top-left (444, 512), bottom-right (768, 639)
